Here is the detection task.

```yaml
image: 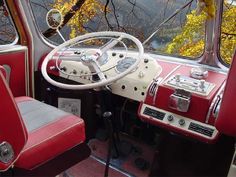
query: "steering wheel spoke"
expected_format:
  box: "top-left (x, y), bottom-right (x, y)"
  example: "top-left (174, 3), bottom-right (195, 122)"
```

top-left (57, 55), bottom-right (83, 62)
top-left (99, 36), bottom-right (123, 54)
top-left (89, 61), bottom-right (107, 82)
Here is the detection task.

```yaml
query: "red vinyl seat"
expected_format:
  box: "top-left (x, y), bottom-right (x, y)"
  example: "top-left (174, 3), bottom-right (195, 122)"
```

top-left (14, 97), bottom-right (86, 170)
top-left (0, 71), bottom-right (89, 175)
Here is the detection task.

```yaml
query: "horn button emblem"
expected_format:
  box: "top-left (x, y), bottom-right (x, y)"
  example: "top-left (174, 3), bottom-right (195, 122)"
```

top-left (80, 50), bottom-right (101, 63)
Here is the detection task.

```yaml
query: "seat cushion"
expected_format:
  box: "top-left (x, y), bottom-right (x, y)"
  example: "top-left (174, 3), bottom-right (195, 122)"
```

top-left (14, 97), bottom-right (86, 170)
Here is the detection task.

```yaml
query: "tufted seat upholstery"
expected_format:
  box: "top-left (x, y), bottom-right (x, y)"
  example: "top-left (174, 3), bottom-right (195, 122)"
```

top-left (13, 96), bottom-right (86, 170)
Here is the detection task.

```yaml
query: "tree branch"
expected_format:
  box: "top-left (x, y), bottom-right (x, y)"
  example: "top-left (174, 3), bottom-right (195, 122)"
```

top-left (43, 0), bottom-right (86, 38)
top-left (222, 32), bottom-right (236, 36)
top-left (104, 0), bottom-right (114, 30)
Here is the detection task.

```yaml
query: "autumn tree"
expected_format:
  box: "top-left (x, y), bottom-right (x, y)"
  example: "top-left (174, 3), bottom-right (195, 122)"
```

top-left (0, 3), bottom-right (17, 44)
top-left (165, 10), bottom-right (206, 58)
top-left (52, 0), bottom-right (104, 39)
top-left (165, 0), bottom-right (236, 65)
top-left (220, 1), bottom-right (236, 64)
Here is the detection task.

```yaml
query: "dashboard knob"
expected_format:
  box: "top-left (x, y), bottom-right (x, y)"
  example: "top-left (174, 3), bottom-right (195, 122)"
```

top-left (200, 80), bottom-right (205, 89)
top-left (60, 66), bottom-right (67, 72)
top-left (179, 119), bottom-right (185, 126)
top-left (72, 69), bottom-right (77, 75)
top-left (138, 71), bottom-right (145, 78)
top-left (144, 58), bottom-right (149, 63)
top-left (167, 115), bottom-right (174, 121)
top-left (119, 54), bottom-right (124, 58)
top-left (190, 67), bottom-right (208, 79)
top-left (175, 74), bottom-right (181, 82)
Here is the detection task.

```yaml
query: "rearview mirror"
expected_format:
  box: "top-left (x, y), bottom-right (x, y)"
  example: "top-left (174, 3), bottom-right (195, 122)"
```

top-left (46, 9), bottom-right (63, 29)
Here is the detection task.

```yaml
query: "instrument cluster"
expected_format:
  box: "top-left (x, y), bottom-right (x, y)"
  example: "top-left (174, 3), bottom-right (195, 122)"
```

top-left (55, 50), bottom-right (162, 101)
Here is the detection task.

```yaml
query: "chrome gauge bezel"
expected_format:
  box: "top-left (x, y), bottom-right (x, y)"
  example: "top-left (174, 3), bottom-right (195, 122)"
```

top-left (115, 57), bottom-right (138, 73)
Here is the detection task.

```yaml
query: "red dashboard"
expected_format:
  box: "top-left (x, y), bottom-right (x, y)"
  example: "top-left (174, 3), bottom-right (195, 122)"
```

top-left (138, 60), bottom-right (226, 143)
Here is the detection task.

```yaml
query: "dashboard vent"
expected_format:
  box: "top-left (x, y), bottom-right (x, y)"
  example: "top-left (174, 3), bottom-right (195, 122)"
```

top-left (188, 122), bottom-right (214, 137)
top-left (149, 83), bottom-right (158, 96)
top-left (143, 107), bottom-right (165, 120)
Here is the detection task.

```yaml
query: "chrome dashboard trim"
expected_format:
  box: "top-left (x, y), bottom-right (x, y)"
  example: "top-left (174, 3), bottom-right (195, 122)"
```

top-left (205, 81), bottom-right (226, 123)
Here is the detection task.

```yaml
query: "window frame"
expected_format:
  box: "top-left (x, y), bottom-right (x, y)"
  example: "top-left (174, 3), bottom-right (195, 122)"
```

top-left (215, 0), bottom-right (235, 67)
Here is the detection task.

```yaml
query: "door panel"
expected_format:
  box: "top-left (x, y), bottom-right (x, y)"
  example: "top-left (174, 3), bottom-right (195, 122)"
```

top-left (215, 51), bottom-right (236, 136)
top-left (0, 46), bottom-right (29, 97)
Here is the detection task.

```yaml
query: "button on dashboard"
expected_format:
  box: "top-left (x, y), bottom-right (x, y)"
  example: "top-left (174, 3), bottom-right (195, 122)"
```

top-left (179, 119), bottom-right (185, 126)
top-left (167, 115), bottom-right (174, 121)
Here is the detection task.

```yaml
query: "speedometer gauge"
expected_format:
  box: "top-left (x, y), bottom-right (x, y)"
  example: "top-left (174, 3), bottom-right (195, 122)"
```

top-left (116, 57), bottom-right (136, 73)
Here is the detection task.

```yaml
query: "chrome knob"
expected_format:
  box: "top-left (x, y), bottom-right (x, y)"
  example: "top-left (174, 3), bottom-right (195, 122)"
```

top-left (179, 119), bottom-right (185, 126)
top-left (167, 115), bottom-right (174, 121)
top-left (190, 67), bottom-right (208, 79)
top-left (200, 79), bottom-right (205, 89)
top-left (175, 74), bottom-right (180, 82)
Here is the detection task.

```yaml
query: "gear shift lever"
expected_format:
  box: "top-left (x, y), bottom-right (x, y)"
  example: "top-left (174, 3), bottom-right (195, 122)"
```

top-left (103, 111), bottom-right (120, 177)
top-left (103, 111), bottom-right (113, 177)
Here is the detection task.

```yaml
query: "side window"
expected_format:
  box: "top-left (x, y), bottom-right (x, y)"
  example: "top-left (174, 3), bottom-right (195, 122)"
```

top-left (220, 0), bottom-right (236, 65)
top-left (0, 0), bottom-right (18, 45)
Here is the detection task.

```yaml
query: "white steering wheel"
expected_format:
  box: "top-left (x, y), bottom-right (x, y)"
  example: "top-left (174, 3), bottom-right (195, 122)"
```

top-left (41, 31), bottom-right (144, 90)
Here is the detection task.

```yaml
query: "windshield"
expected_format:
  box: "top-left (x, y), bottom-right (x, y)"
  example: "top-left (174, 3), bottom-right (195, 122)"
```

top-left (30, 0), bottom-right (235, 64)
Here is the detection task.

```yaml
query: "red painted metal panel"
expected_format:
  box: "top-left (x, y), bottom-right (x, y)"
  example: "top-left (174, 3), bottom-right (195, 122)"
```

top-left (0, 49), bottom-right (27, 96)
top-left (216, 52), bottom-right (236, 136)
top-left (139, 59), bottom-right (227, 142)
top-left (144, 63), bottom-right (226, 124)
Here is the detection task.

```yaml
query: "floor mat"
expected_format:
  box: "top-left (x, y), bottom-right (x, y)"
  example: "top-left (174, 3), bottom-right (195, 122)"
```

top-left (60, 156), bottom-right (128, 177)
top-left (88, 134), bottom-right (155, 177)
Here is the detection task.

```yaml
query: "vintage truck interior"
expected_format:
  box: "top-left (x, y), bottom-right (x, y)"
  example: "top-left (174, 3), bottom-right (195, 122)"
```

top-left (0, 0), bottom-right (236, 176)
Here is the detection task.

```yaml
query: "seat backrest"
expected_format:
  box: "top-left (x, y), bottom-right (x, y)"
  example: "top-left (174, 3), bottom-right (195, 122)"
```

top-left (215, 51), bottom-right (236, 136)
top-left (0, 72), bottom-right (27, 171)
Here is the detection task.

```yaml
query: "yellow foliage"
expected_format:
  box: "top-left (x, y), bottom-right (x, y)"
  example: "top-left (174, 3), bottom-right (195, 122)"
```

top-left (165, 10), bottom-right (206, 58)
top-left (220, 2), bottom-right (236, 64)
top-left (52, 0), bottom-right (104, 39)
top-left (165, 1), bottom-right (236, 65)
top-left (197, 0), bottom-right (215, 19)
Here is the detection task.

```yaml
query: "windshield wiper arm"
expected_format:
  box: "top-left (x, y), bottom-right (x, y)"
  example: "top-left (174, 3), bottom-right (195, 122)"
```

top-left (143, 0), bottom-right (194, 45)
top-left (43, 0), bottom-right (86, 38)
